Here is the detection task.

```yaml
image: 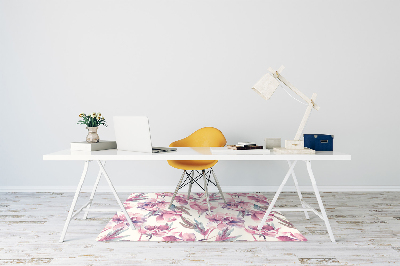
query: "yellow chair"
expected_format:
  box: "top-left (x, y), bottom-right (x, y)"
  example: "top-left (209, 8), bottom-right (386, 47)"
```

top-left (168, 127), bottom-right (227, 212)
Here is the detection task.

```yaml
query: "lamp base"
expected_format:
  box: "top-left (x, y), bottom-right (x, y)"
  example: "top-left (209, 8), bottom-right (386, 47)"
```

top-left (285, 140), bottom-right (304, 149)
top-left (273, 147), bottom-right (315, 154)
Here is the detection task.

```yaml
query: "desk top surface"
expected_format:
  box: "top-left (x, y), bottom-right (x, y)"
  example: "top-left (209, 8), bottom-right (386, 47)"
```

top-left (43, 147), bottom-right (351, 161)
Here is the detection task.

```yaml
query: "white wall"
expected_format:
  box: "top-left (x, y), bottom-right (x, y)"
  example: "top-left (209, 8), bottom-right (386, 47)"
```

top-left (1, 0), bottom-right (399, 190)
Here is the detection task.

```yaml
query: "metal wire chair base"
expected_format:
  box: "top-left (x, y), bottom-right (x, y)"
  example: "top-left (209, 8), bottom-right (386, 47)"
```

top-left (178, 169), bottom-right (216, 191)
top-left (168, 167), bottom-right (226, 211)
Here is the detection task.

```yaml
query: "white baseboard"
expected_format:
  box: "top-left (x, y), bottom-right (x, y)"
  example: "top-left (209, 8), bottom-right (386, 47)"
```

top-left (1, 186), bottom-right (400, 193)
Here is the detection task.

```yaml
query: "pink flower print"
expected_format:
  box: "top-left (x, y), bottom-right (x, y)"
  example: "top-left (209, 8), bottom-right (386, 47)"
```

top-left (190, 201), bottom-right (216, 215)
top-left (112, 221), bottom-right (128, 232)
top-left (227, 193), bottom-right (248, 198)
top-left (277, 235), bottom-right (296, 241)
top-left (155, 192), bottom-right (174, 198)
top-left (244, 225), bottom-right (280, 240)
top-left (206, 213), bottom-right (245, 230)
top-left (277, 232), bottom-right (307, 241)
top-left (130, 213), bottom-right (147, 226)
top-left (155, 209), bottom-right (182, 222)
top-left (208, 193), bottom-right (223, 202)
top-left (112, 213), bottom-right (128, 223)
top-left (190, 193), bottom-right (205, 201)
top-left (126, 193), bottom-right (148, 202)
top-left (179, 232), bottom-right (196, 241)
top-left (247, 194), bottom-right (270, 205)
top-left (162, 235), bottom-right (180, 241)
top-left (224, 199), bottom-right (252, 212)
top-left (112, 212), bottom-right (147, 227)
top-left (215, 227), bottom-right (241, 241)
top-left (173, 195), bottom-right (188, 206)
top-left (97, 227), bottom-right (127, 241)
top-left (249, 210), bottom-right (272, 222)
top-left (138, 224), bottom-right (173, 240)
top-left (193, 219), bottom-right (214, 239)
top-left (137, 198), bottom-right (168, 211)
top-left (291, 232), bottom-right (307, 241)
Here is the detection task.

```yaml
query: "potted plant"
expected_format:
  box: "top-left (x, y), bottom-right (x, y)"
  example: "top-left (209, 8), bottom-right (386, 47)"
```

top-left (77, 112), bottom-right (107, 143)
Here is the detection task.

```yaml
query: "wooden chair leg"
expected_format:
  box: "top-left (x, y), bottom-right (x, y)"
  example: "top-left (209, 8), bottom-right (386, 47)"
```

top-left (187, 170), bottom-right (194, 200)
top-left (211, 168), bottom-right (226, 204)
top-left (169, 170), bottom-right (186, 209)
top-left (203, 169), bottom-right (211, 212)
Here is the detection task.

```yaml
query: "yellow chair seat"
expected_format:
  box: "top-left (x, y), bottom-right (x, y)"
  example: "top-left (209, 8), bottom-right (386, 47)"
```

top-left (167, 127), bottom-right (226, 170)
top-left (168, 160), bottom-right (218, 171)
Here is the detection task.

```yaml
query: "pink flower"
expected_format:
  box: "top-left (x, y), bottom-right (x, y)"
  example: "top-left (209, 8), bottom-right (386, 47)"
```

top-left (224, 199), bottom-right (252, 211)
top-left (155, 192), bottom-right (174, 198)
top-left (173, 195), bottom-right (188, 205)
top-left (111, 212), bottom-right (147, 226)
top-left (130, 213), bottom-right (147, 225)
top-left (206, 213), bottom-right (245, 229)
top-left (162, 235), bottom-right (180, 241)
top-left (208, 193), bottom-right (224, 202)
top-left (278, 232), bottom-right (307, 241)
top-left (244, 225), bottom-right (280, 239)
top-left (155, 209), bottom-right (182, 222)
top-left (126, 193), bottom-right (148, 202)
top-left (190, 202), bottom-right (216, 215)
top-left (97, 227), bottom-right (126, 241)
top-left (250, 210), bottom-right (271, 221)
top-left (277, 236), bottom-right (296, 241)
top-left (215, 227), bottom-right (241, 241)
top-left (137, 198), bottom-right (168, 211)
top-left (247, 194), bottom-right (270, 205)
top-left (227, 193), bottom-right (248, 197)
top-left (179, 232), bottom-right (196, 241)
top-left (138, 224), bottom-right (172, 238)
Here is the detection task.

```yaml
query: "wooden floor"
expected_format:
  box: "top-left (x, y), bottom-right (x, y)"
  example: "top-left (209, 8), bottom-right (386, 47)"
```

top-left (0, 191), bottom-right (399, 265)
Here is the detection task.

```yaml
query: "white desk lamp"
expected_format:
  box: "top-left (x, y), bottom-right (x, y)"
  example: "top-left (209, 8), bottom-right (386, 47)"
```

top-left (252, 66), bottom-right (319, 154)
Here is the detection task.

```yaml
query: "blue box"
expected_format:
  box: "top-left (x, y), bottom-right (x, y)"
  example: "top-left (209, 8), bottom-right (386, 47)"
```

top-left (304, 134), bottom-right (334, 151)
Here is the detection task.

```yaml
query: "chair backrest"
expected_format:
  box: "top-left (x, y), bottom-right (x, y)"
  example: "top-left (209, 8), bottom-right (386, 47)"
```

top-left (170, 127), bottom-right (226, 148)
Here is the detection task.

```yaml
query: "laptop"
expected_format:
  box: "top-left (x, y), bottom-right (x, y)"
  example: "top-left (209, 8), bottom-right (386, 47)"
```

top-left (113, 116), bottom-right (176, 153)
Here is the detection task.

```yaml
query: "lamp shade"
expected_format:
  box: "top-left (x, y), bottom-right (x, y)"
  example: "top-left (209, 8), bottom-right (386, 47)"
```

top-left (251, 73), bottom-right (280, 101)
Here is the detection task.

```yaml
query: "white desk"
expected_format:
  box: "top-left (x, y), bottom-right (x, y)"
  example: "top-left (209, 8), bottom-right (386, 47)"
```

top-left (43, 148), bottom-right (351, 242)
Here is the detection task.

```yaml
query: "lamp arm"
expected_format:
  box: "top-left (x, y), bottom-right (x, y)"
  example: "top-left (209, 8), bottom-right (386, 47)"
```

top-left (273, 72), bottom-right (320, 111)
top-left (294, 93), bottom-right (317, 140)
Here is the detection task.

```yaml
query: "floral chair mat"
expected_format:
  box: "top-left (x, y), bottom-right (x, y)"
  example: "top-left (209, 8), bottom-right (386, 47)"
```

top-left (97, 192), bottom-right (307, 242)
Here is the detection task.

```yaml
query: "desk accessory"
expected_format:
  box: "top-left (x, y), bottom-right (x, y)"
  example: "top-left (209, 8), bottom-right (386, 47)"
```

top-left (227, 145), bottom-right (263, 150)
top-left (252, 66), bottom-right (318, 154)
top-left (304, 134), bottom-right (334, 151)
top-left (71, 140), bottom-right (117, 151)
top-left (77, 112), bottom-right (107, 143)
top-left (265, 138), bottom-right (281, 149)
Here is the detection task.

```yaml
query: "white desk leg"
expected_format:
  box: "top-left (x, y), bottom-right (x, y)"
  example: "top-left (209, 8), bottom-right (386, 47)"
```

top-left (59, 160), bottom-right (89, 242)
top-left (257, 160), bottom-right (297, 230)
top-left (306, 160), bottom-right (336, 242)
top-left (97, 160), bottom-right (136, 230)
top-left (288, 160), bottom-right (310, 220)
top-left (83, 161), bottom-right (106, 219)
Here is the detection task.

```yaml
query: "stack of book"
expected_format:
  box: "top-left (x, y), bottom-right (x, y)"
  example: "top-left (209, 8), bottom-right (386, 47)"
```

top-left (227, 142), bottom-right (263, 150)
top-left (70, 140), bottom-right (117, 151)
top-left (211, 142), bottom-right (270, 155)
